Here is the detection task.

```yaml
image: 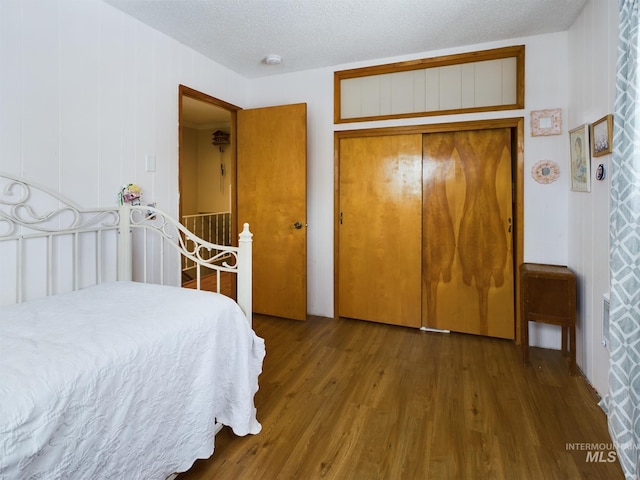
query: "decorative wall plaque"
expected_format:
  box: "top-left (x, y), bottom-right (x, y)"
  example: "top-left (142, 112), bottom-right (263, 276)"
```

top-left (531, 109), bottom-right (562, 136)
top-left (531, 160), bottom-right (560, 184)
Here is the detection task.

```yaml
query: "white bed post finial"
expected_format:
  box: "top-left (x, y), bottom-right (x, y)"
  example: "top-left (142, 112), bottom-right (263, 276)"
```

top-left (117, 204), bottom-right (133, 281)
top-left (237, 223), bottom-right (253, 324)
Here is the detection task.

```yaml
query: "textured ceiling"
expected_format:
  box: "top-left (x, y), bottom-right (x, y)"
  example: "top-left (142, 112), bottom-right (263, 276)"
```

top-left (104, 0), bottom-right (588, 79)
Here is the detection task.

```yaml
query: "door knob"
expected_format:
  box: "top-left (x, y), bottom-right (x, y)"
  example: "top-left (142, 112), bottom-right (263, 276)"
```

top-left (293, 221), bottom-right (303, 229)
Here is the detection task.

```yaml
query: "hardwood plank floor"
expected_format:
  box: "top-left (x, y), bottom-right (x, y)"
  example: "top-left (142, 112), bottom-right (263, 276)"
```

top-left (183, 272), bottom-right (233, 298)
top-left (177, 315), bottom-right (623, 480)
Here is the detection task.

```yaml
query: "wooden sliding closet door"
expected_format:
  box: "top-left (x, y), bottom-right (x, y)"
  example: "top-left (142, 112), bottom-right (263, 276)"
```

top-left (422, 129), bottom-right (514, 339)
top-left (338, 135), bottom-right (422, 328)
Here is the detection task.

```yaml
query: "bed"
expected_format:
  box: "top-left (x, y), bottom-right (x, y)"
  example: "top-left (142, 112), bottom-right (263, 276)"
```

top-left (0, 173), bottom-right (265, 479)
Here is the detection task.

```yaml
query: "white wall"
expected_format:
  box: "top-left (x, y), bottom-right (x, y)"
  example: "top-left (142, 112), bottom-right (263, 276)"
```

top-left (567, 0), bottom-right (618, 397)
top-left (247, 33), bottom-right (572, 348)
top-left (0, 0), bottom-right (247, 220)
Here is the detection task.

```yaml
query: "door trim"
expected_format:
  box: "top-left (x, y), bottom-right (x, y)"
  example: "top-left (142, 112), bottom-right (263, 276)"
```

top-left (334, 117), bottom-right (525, 343)
top-left (178, 85), bottom-right (242, 298)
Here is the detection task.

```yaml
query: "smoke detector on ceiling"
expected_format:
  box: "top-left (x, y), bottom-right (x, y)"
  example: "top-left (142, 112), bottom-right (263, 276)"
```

top-left (264, 54), bottom-right (282, 65)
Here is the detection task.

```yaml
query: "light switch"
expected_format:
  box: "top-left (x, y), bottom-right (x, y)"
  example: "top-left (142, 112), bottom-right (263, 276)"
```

top-left (145, 154), bottom-right (156, 172)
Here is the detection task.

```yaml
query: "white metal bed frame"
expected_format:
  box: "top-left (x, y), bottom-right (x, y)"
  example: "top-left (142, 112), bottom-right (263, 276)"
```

top-left (181, 211), bottom-right (233, 280)
top-left (0, 172), bottom-right (252, 320)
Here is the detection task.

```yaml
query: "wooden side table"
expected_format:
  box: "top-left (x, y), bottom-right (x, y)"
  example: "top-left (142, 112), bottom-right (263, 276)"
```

top-left (520, 263), bottom-right (577, 375)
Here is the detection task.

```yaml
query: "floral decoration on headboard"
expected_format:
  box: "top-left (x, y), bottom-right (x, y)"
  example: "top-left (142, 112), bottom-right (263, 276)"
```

top-left (120, 184), bottom-right (142, 205)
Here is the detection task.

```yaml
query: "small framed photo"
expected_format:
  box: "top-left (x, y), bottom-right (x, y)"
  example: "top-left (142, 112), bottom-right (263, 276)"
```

top-left (569, 124), bottom-right (591, 192)
top-left (591, 114), bottom-right (613, 157)
top-left (530, 108), bottom-right (562, 136)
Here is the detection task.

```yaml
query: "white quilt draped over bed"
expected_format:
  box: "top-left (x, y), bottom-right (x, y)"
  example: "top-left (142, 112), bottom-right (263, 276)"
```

top-left (0, 282), bottom-right (265, 480)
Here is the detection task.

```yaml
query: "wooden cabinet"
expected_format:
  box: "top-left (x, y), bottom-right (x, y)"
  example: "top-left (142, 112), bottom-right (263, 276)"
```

top-left (520, 263), bottom-right (577, 375)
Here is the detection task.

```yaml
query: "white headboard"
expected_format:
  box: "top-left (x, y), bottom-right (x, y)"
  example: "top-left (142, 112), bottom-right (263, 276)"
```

top-left (0, 172), bottom-right (252, 319)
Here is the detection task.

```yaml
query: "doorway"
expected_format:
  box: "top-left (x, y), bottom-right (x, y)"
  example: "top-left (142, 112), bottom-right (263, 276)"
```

top-left (178, 85), bottom-right (241, 291)
top-left (335, 118), bottom-right (525, 341)
top-left (178, 90), bottom-right (309, 321)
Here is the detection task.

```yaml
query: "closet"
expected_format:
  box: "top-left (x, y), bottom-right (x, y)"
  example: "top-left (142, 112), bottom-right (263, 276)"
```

top-left (339, 134), bottom-right (423, 328)
top-left (337, 124), bottom-right (516, 339)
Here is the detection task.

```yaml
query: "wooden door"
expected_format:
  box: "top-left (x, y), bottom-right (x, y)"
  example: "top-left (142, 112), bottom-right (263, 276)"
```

top-left (422, 129), bottom-right (514, 339)
top-left (237, 103), bottom-right (307, 321)
top-left (338, 134), bottom-right (423, 328)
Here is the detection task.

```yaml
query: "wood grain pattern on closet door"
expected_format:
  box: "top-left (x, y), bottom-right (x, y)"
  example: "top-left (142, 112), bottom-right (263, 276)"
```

top-left (422, 129), bottom-right (514, 339)
top-left (339, 134), bottom-right (422, 328)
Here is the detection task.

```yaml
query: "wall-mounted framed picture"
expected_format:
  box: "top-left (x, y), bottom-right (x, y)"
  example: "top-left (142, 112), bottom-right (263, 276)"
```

top-left (569, 123), bottom-right (591, 192)
top-left (591, 114), bottom-right (613, 157)
top-left (530, 108), bottom-right (562, 136)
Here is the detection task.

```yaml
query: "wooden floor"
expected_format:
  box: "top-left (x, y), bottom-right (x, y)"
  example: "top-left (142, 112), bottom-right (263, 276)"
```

top-left (183, 272), bottom-right (233, 297)
top-left (177, 315), bottom-right (623, 480)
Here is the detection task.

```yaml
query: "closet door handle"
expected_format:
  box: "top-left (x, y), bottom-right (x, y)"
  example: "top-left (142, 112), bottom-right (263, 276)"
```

top-left (293, 221), bottom-right (303, 229)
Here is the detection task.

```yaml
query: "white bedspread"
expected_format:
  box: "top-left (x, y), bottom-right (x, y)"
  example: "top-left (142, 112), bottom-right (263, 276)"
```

top-left (0, 282), bottom-right (265, 480)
